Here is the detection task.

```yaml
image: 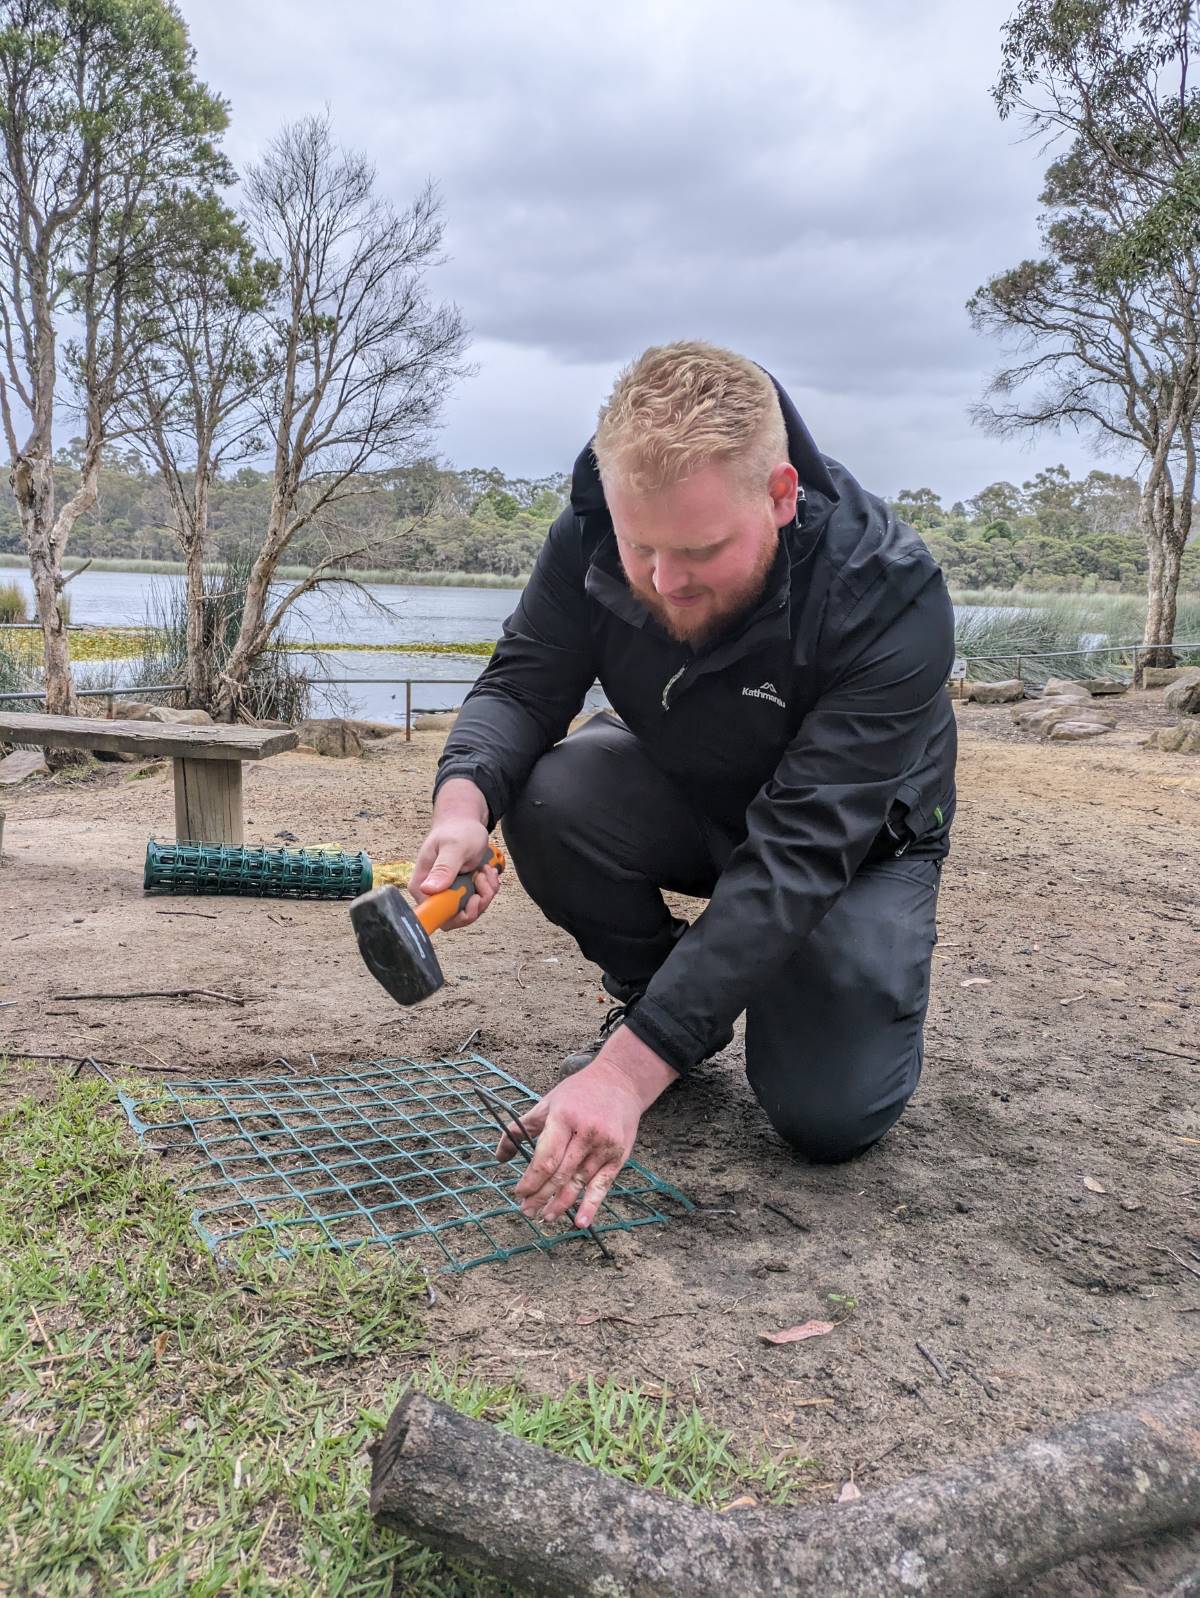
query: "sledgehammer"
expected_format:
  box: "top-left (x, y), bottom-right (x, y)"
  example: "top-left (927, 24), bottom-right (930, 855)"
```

top-left (349, 845), bottom-right (505, 1006)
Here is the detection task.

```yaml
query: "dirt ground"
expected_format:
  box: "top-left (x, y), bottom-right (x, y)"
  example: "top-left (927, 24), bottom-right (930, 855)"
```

top-left (2, 691), bottom-right (1198, 1595)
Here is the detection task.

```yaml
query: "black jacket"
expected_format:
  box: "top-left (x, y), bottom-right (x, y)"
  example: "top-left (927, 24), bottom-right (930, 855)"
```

top-left (435, 379), bottom-right (957, 1072)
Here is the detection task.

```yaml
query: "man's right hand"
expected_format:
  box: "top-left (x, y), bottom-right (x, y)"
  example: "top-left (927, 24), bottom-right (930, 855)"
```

top-left (408, 778), bottom-right (500, 930)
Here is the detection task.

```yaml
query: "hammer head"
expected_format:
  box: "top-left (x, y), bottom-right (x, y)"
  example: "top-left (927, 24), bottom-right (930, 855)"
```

top-left (349, 884), bottom-right (445, 1006)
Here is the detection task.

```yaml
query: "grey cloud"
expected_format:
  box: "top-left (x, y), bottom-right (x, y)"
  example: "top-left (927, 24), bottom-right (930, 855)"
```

top-left (185, 0), bottom-right (1123, 498)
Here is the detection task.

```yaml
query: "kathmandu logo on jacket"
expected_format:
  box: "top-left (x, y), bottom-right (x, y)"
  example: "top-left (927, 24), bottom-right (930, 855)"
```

top-left (742, 680), bottom-right (786, 709)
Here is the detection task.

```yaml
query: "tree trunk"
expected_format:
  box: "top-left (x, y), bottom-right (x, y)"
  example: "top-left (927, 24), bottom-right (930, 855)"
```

top-left (371, 1372), bottom-right (1200, 1598)
top-left (12, 452), bottom-right (76, 719)
top-left (1140, 478), bottom-right (1179, 670)
top-left (183, 531), bottom-right (208, 709)
top-left (212, 492), bottom-right (291, 721)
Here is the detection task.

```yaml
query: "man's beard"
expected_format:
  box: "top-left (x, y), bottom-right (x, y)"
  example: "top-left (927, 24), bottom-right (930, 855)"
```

top-left (627, 534), bottom-right (779, 646)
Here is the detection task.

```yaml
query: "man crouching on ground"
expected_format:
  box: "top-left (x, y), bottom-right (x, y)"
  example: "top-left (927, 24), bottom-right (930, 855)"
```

top-left (408, 341), bottom-right (957, 1232)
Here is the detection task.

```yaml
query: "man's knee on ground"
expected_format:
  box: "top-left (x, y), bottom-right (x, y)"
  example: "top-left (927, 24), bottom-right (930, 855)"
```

top-left (760, 1092), bottom-right (908, 1163)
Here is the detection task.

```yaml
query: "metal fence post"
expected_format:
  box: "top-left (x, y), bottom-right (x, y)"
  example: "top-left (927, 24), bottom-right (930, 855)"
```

top-left (405, 679), bottom-right (413, 742)
top-left (1016, 656), bottom-right (1023, 684)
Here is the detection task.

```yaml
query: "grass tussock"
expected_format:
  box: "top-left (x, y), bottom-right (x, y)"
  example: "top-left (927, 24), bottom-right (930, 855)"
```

top-left (0, 578), bottom-right (27, 623)
top-left (0, 1068), bottom-right (821, 1596)
top-left (952, 591), bottom-right (1200, 683)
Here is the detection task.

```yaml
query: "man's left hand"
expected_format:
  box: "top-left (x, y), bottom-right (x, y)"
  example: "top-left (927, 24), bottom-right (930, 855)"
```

top-left (497, 1028), bottom-right (679, 1230)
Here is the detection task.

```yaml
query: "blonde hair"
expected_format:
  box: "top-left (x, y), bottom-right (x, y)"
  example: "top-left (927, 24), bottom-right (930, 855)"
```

top-left (592, 341), bottom-right (788, 498)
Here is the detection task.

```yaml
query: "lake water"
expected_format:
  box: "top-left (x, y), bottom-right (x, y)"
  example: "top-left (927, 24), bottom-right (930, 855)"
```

top-left (2, 565), bottom-right (1030, 721)
top-left (1, 567), bottom-right (556, 721)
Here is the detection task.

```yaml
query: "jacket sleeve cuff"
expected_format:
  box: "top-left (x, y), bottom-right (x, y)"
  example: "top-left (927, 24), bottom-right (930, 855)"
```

top-left (432, 759), bottom-right (504, 831)
top-left (623, 997), bottom-right (711, 1074)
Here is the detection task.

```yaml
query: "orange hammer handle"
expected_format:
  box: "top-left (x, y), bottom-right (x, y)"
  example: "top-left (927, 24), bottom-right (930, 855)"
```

top-left (414, 844), bottom-right (505, 935)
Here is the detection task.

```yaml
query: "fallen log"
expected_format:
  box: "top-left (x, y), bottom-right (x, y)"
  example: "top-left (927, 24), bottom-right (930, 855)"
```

top-left (370, 1370), bottom-right (1200, 1598)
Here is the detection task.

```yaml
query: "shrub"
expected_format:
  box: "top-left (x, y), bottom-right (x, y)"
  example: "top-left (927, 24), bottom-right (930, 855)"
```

top-left (0, 580), bottom-right (26, 623)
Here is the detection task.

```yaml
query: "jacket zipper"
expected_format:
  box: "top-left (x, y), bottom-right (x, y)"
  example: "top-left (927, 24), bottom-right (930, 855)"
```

top-left (661, 664), bottom-right (687, 711)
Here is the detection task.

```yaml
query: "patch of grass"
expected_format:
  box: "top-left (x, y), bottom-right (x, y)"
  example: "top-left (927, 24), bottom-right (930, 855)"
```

top-left (0, 1069), bottom-right (820, 1596)
top-left (292, 639), bottom-right (496, 657)
top-left (0, 578), bottom-right (27, 623)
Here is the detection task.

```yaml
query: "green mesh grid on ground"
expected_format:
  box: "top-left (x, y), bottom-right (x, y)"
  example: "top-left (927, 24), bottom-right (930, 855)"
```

top-left (117, 1055), bottom-right (692, 1271)
top-left (144, 840), bottom-right (373, 898)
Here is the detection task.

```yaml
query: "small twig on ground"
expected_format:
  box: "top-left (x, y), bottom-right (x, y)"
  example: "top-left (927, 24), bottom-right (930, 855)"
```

top-left (456, 1027), bottom-right (482, 1055)
top-left (916, 1341), bottom-right (950, 1382)
top-left (7, 1050), bottom-right (153, 1075)
top-left (0, 1001), bottom-right (18, 1009)
top-left (959, 1363), bottom-right (1001, 1400)
top-left (763, 1200), bottom-right (810, 1232)
top-left (1150, 1246), bottom-right (1200, 1283)
top-left (1143, 1046), bottom-right (1200, 1064)
top-left (514, 961), bottom-right (527, 990)
top-left (51, 988), bottom-right (246, 1007)
top-left (154, 909), bottom-right (219, 920)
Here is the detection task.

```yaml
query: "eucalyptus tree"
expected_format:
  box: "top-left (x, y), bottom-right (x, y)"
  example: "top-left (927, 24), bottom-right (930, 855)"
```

top-left (117, 193), bottom-right (276, 707)
top-left (974, 0), bottom-right (1200, 660)
top-left (0, 0), bottom-right (229, 713)
top-left (212, 114), bottom-right (469, 721)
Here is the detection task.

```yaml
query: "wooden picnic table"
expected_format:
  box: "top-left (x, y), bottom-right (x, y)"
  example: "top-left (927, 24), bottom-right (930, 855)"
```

top-left (0, 712), bottom-right (298, 845)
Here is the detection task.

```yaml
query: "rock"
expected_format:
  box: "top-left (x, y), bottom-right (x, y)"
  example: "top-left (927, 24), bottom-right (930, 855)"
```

top-left (1153, 721), bottom-right (1200, 753)
top-left (1041, 677), bottom-right (1093, 701)
top-left (1080, 677), bottom-right (1128, 696)
top-left (1013, 701), bottom-right (1117, 738)
top-left (1045, 719), bottom-right (1115, 741)
top-left (346, 718), bottom-right (408, 740)
top-left (1142, 666), bottom-right (1192, 690)
top-left (0, 749), bottom-right (48, 784)
top-left (965, 679), bottom-right (1025, 704)
top-left (93, 747), bottom-right (138, 763)
top-left (144, 706), bottom-right (213, 725)
top-left (412, 712), bottom-right (459, 732)
top-left (117, 701), bottom-right (213, 725)
top-left (1163, 671), bottom-right (1200, 715)
top-left (294, 717), bottom-right (364, 757)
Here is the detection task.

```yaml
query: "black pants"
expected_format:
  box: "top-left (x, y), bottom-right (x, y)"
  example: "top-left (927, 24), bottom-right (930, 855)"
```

top-left (502, 715), bottom-right (942, 1162)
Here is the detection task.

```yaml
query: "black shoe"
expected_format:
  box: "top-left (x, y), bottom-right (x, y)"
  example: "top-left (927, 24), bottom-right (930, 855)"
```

top-left (560, 1003), bottom-right (635, 1078)
top-left (559, 1003), bottom-right (735, 1079)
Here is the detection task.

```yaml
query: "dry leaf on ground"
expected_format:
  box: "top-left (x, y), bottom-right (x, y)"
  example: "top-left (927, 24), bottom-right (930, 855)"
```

top-left (837, 1479), bottom-right (862, 1503)
top-left (1083, 1176), bottom-right (1107, 1194)
top-left (961, 977), bottom-right (992, 988)
top-left (760, 1319), bottom-right (836, 1345)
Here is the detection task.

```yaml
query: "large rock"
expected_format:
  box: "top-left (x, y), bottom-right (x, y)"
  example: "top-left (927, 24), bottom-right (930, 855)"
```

top-left (1153, 721), bottom-right (1200, 753)
top-left (1046, 718), bottom-right (1115, 741)
top-left (294, 717), bottom-right (364, 758)
top-left (1041, 677), bottom-right (1093, 702)
top-left (965, 678), bottom-right (1024, 704)
top-left (1143, 666), bottom-right (1191, 690)
top-left (1012, 700), bottom-right (1117, 738)
top-left (1081, 677), bottom-right (1128, 696)
top-left (1163, 671), bottom-right (1200, 715)
top-left (0, 748), bottom-right (48, 784)
top-left (118, 701), bottom-right (213, 725)
top-left (347, 718), bottom-right (407, 740)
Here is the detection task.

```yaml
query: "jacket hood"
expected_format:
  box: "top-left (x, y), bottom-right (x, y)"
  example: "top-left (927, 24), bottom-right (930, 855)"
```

top-left (569, 370), bottom-right (841, 520)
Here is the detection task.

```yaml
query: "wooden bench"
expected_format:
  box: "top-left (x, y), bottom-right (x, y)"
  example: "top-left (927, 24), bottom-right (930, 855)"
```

top-left (0, 713), bottom-right (298, 845)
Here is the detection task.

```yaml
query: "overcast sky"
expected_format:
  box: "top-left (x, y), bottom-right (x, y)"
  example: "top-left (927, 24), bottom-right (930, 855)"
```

top-left (186, 0), bottom-right (1113, 504)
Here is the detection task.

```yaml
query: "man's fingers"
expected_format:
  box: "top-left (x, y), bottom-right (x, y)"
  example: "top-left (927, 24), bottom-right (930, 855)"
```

top-left (494, 1099), bottom-right (547, 1163)
top-left (574, 1161), bottom-right (620, 1230)
top-left (512, 1118), bottom-right (573, 1201)
top-left (540, 1144), bottom-right (611, 1223)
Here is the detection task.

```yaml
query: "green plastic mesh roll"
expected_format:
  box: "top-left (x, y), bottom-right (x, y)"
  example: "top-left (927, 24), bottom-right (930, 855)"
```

top-left (144, 840), bottom-right (372, 898)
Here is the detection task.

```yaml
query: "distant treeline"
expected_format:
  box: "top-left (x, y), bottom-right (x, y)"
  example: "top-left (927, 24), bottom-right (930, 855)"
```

top-left (3, 449), bottom-right (1196, 592)
top-left (0, 446), bottom-right (569, 580)
top-left (890, 466), bottom-right (1199, 592)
